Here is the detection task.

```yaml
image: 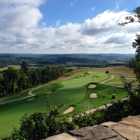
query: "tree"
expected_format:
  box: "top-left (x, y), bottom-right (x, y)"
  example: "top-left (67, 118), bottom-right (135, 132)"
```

top-left (128, 58), bottom-right (136, 68)
top-left (0, 73), bottom-right (5, 97)
top-left (2, 67), bottom-right (20, 95)
top-left (106, 71), bottom-right (109, 74)
top-left (120, 6), bottom-right (140, 114)
top-left (21, 61), bottom-right (28, 74)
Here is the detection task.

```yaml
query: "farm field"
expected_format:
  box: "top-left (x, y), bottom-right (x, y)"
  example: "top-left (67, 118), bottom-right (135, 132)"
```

top-left (0, 65), bottom-right (21, 71)
top-left (0, 66), bottom-right (135, 137)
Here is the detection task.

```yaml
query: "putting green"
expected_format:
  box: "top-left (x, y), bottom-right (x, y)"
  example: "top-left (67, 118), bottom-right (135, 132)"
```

top-left (0, 71), bottom-right (127, 136)
top-left (48, 72), bottom-right (109, 106)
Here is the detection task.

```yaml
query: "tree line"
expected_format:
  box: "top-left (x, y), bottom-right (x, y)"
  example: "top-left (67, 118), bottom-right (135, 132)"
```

top-left (0, 61), bottom-right (67, 98)
top-left (0, 53), bottom-right (134, 68)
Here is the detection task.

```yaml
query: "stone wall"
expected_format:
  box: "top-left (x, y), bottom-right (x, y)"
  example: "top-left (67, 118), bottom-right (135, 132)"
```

top-left (44, 115), bottom-right (140, 140)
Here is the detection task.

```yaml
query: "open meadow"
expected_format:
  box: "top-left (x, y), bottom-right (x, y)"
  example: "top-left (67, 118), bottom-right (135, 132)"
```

top-left (0, 65), bottom-right (21, 71)
top-left (0, 66), bottom-right (135, 137)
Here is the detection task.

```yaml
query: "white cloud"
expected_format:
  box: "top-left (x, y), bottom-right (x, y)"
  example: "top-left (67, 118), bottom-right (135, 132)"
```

top-left (55, 23), bottom-right (81, 36)
top-left (0, 0), bottom-right (45, 6)
top-left (70, 3), bottom-right (74, 6)
top-left (81, 10), bottom-right (131, 36)
top-left (115, 0), bottom-right (124, 11)
top-left (91, 7), bottom-right (95, 11)
top-left (42, 22), bottom-right (46, 27)
top-left (0, 5), bottom-right (42, 33)
top-left (56, 20), bottom-right (61, 27)
top-left (105, 33), bottom-right (134, 44)
top-left (70, 0), bottom-right (78, 7)
top-left (0, 1), bottom-right (138, 54)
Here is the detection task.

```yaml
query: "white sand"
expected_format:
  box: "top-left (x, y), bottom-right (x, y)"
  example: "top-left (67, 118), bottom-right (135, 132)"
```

top-left (88, 84), bottom-right (96, 88)
top-left (90, 93), bottom-right (97, 98)
top-left (63, 107), bottom-right (74, 114)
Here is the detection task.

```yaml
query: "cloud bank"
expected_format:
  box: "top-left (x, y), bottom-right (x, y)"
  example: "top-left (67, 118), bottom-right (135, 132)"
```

top-left (0, 1), bottom-right (139, 54)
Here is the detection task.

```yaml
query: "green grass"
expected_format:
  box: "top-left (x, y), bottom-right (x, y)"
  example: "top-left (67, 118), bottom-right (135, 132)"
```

top-left (0, 65), bottom-right (21, 71)
top-left (105, 74), bottom-right (137, 86)
top-left (0, 94), bottom-right (47, 136)
top-left (48, 72), bottom-right (109, 106)
top-left (0, 71), bottom-right (127, 137)
top-left (0, 90), bottom-right (30, 104)
top-left (72, 83), bottom-right (127, 114)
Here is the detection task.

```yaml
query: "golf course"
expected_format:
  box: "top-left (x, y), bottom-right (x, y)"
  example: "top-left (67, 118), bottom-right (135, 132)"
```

top-left (0, 66), bottom-right (135, 137)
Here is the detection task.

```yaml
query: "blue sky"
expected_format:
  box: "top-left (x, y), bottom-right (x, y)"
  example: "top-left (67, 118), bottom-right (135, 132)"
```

top-left (40, 0), bottom-right (138, 27)
top-left (0, 0), bottom-right (139, 54)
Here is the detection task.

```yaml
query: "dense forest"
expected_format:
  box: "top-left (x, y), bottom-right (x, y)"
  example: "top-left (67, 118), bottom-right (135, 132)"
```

top-left (0, 53), bottom-right (134, 68)
top-left (0, 61), bottom-right (68, 98)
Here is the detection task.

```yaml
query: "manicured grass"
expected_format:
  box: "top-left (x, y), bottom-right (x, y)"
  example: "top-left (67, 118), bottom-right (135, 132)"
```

top-left (0, 94), bottom-right (47, 136)
top-left (71, 83), bottom-right (127, 115)
top-left (48, 72), bottom-right (109, 106)
top-left (0, 69), bottom-right (131, 137)
top-left (0, 90), bottom-right (30, 104)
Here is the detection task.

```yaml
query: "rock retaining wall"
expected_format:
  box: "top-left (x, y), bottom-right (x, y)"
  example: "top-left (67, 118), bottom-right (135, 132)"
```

top-left (44, 115), bottom-right (140, 140)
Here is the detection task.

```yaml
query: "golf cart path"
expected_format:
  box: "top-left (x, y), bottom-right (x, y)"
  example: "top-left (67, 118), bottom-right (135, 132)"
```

top-left (0, 95), bottom-right (36, 105)
top-left (100, 74), bottom-right (114, 84)
top-left (100, 74), bottom-right (124, 88)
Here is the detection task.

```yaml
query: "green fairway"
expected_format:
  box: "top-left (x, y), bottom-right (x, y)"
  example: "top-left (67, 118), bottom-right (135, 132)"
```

top-left (33, 72), bottom-right (110, 106)
top-left (0, 92), bottom-right (47, 136)
top-left (0, 71), bottom-right (128, 137)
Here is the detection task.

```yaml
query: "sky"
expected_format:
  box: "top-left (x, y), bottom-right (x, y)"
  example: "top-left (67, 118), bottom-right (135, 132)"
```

top-left (0, 0), bottom-right (140, 54)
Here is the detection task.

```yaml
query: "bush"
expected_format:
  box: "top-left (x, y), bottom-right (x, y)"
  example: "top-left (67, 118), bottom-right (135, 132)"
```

top-left (106, 71), bottom-right (109, 74)
top-left (1, 106), bottom-right (78, 140)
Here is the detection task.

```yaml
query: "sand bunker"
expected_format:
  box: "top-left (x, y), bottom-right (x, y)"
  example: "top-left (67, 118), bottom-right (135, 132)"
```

top-left (90, 93), bottom-right (97, 98)
top-left (88, 84), bottom-right (96, 88)
top-left (63, 107), bottom-right (74, 114)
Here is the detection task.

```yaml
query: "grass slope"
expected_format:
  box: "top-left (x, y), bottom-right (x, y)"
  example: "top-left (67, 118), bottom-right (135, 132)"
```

top-left (0, 67), bottom-right (132, 136)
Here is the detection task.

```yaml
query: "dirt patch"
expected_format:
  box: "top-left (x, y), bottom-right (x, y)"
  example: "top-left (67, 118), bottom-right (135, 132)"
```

top-left (90, 93), bottom-right (97, 98)
top-left (63, 107), bottom-right (74, 114)
top-left (88, 84), bottom-right (96, 88)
